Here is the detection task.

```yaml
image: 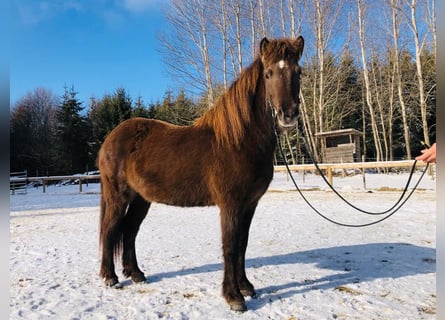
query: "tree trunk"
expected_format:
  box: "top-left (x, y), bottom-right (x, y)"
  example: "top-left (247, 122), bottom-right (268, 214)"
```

top-left (357, 0), bottom-right (382, 161)
top-left (409, 0), bottom-right (430, 147)
top-left (390, 0), bottom-right (411, 158)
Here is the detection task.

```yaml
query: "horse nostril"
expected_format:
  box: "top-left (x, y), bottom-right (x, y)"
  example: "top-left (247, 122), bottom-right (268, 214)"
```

top-left (285, 109), bottom-right (298, 120)
top-left (278, 108), bottom-right (298, 124)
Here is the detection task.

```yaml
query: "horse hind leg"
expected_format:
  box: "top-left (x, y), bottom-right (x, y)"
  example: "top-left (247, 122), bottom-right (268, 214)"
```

top-left (99, 189), bottom-right (128, 287)
top-left (121, 194), bottom-right (150, 283)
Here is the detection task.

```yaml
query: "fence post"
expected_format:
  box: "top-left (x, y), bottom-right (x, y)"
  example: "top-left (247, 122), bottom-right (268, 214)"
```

top-left (327, 167), bottom-right (333, 186)
top-left (42, 180), bottom-right (46, 193)
top-left (79, 179), bottom-right (83, 193)
top-left (302, 156), bottom-right (306, 183)
top-left (361, 155), bottom-right (366, 189)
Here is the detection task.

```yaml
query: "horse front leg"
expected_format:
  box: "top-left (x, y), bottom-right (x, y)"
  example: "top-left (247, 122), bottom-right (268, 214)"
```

top-left (237, 203), bottom-right (257, 298)
top-left (220, 207), bottom-right (246, 312)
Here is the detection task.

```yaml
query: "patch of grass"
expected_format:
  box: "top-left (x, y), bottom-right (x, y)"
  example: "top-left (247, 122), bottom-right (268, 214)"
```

top-left (334, 285), bottom-right (362, 295)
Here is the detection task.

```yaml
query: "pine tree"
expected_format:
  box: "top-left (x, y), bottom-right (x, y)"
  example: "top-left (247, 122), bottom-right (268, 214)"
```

top-left (113, 87), bottom-right (132, 122)
top-left (88, 87), bottom-right (134, 167)
top-left (132, 96), bottom-right (150, 118)
top-left (55, 86), bottom-right (89, 174)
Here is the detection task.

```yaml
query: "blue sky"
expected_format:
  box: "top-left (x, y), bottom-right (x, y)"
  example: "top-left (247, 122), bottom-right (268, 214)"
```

top-left (10, 0), bottom-right (173, 107)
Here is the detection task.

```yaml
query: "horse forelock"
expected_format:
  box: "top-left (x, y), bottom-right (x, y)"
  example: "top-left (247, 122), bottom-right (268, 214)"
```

top-left (261, 38), bottom-right (303, 66)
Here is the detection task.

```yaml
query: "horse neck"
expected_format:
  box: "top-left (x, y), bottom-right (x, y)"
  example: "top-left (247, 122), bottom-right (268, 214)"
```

top-left (250, 76), bottom-right (277, 153)
top-left (195, 59), bottom-right (276, 152)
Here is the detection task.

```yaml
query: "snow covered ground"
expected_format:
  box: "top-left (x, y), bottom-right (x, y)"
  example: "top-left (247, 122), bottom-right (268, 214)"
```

top-left (10, 170), bottom-right (436, 319)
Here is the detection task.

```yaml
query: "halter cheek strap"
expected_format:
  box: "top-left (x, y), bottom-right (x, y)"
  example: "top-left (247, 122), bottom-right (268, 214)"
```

top-left (267, 96), bottom-right (277, 121)
top-left (266, 96), bottom-right (281, 139)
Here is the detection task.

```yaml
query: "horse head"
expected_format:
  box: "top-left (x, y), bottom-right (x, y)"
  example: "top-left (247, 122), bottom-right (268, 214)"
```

top-left (260, 36), bottom-right (304, 130)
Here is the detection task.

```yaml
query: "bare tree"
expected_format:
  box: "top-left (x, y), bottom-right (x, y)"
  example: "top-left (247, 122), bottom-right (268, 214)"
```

top-left (159, 0), bottom-right (434, 162)
top-left (425, 0), bottom-right (436, 56)
top-left (301, 0), bottom-right (346, 158)
top-left (229, 0), bottom-right (244, 75)
top-left (214, 0), bottom-right (229, 89)
top-left (258, 0), bottom-right (267, 38)
top-left (161, 0), bottom-right (215, 105)
top-left (357, 0), bottom-right (382, 161)
top-left (389, 0), bottom-right (412, 158)
top-left (10, 88), bottom-right (59, 174)
top-left (289, 0), bottom-right (297, 38)
top-left (405, 0), bottom-right (430, 147)
top-left (248, 0), bottom-right (257, 59)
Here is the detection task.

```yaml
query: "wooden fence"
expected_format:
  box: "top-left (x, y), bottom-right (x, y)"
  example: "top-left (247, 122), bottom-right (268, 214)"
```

top-left (276, 160), bottom-right (431, 186)
top-left (10, 171), bottom-right (28, 195)
top-left (10, 175), bottom-right (100, 194)
top-left (10, 160), bottom-right (432, 194)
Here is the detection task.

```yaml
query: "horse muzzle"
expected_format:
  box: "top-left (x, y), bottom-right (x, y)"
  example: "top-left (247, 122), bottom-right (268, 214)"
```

top-left (276, 107), bottom-right (299, 129)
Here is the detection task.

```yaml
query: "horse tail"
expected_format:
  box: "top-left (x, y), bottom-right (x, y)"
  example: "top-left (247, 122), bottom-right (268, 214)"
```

top-left (98, 177), bottom-right (125, 262)
top-left (99, 183), bottom-right (106, 246)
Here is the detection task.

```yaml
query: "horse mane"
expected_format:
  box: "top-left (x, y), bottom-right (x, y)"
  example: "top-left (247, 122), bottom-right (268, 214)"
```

top-left (194, 58), bottom-right (264, 148)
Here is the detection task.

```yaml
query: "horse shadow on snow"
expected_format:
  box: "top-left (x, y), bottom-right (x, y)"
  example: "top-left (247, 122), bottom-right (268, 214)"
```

top-left (133, 242), bottom-right (436, 310)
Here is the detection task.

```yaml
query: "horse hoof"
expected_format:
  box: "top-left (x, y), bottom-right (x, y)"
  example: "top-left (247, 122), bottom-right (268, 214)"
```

top-left (230, 301), bottom-right (247, 312)
top-left (131, 273), bottom-right (147, 284)
top-left (240, 288), bottom-right (257, 298)
top-left (112, 282), bottom-right (123, 289)
top-left (104, 277), bottom-right (119, 287)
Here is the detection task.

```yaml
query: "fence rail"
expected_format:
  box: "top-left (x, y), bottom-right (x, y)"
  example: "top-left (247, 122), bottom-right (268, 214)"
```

top-left (10, 171), bottom-right (28, 195)
top-left (10, 175), bottom-right (100, 193)
top-left (10, 160), bottom-right (432, 194)
top-left (275, 160), bottom-right (431, 186)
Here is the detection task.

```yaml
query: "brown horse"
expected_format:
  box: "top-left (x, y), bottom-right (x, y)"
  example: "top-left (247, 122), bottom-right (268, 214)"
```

top-left (98, 36), bottom-right (304, 312)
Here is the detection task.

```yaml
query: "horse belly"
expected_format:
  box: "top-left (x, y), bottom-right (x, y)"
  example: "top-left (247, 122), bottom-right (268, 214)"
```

top-left (135, 177), bottom-right (213, 207)
top-left (127, 161), bottom-right (214, 207)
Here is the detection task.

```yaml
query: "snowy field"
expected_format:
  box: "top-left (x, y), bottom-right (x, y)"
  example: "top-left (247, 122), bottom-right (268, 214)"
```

top-left (10, 170), bottom-right (436, 319)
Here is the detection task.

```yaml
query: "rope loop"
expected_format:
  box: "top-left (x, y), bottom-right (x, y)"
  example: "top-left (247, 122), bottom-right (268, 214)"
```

top-left (274, 121), bottom-right (429, 227)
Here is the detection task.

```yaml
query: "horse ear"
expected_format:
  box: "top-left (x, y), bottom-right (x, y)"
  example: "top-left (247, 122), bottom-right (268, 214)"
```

top-left (295, 36), bottom-right (304, 60)
top-left (260, 37), bottom-right (269, 57)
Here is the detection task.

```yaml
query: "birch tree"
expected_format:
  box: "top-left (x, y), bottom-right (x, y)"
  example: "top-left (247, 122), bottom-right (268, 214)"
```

top-left (405, 0), bottom-right (430, 147)
top-left (162, 0), bottom-right (215, 105)
top-left (158, 0), bottom-right (435, 161)
top-left (357, 0), bottom-right (382, 161)
top-left (301, 0), bottom-right (346, 159)
top-left (214, 0), bottom-right (229, 89)
top-left (390, 0), bottom-right (412, 158)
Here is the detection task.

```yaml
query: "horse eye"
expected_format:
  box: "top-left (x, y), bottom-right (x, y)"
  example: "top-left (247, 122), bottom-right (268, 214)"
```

top-left (265, 69), bottom-right (272, 79)
top-left (296, 67), bottom-right (302, 76)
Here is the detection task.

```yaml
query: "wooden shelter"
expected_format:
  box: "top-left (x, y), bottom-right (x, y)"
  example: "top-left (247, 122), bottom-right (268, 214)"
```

top-left (315, 129), bottom-right (363, 163)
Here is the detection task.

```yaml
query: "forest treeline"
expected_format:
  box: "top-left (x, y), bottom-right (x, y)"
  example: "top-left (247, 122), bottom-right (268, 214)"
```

top-left (10, 87), bottom-right (206, 176)
top-left (10, 0), bottom-right (435, 176)
top-left (161, 0), bottom-right (436, 162)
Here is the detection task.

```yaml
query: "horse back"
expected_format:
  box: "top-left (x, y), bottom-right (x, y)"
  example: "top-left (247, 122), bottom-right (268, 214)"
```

top-left (99, 118), bottom-right (215, 206)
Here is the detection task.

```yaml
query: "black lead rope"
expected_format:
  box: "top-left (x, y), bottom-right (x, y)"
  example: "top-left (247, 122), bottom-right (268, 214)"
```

top-left (273, 124), bottom-right (430, 227)
top-left (296, 123), bottom-right (430, 216)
